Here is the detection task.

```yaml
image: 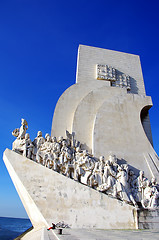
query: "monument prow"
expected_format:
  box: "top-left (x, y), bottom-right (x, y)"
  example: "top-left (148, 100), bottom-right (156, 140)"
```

top-left (3, 149), bottom-right (138, 229)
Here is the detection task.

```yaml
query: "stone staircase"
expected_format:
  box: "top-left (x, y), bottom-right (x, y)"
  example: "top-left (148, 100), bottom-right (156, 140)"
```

top-left (137, 209), bottom-right (159, 229)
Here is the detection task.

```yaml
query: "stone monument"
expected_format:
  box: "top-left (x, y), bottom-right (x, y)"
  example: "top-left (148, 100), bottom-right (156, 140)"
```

top-left (3, 45), bottom-right (159, 234)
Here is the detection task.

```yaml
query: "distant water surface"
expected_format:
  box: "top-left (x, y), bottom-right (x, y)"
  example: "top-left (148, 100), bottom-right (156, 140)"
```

top-left (0, 216), bottom-right (32, 240)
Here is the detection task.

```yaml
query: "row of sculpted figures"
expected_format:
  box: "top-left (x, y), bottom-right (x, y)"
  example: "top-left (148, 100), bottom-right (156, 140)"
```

top-left (12, 119), bottom-right (159, 209)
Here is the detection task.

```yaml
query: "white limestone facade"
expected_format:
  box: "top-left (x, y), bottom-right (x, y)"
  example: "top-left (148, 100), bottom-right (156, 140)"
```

top-left (3, 45), bottom-right (159, 235)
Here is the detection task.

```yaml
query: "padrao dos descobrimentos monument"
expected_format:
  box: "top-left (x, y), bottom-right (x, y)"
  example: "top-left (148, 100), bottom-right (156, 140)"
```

top-left (3, 45), bottom-right (159, 234)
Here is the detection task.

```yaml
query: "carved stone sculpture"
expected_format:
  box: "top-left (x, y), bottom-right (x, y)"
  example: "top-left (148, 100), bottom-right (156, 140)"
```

top-left (12, 119), bottom-right (29, 156)
top-left (23, 133), bottom-right (34, 159)
top-left (148, 188), bottom-right (159, 209)
top-left (96, 64), bottom-right (131, 91)
top-left (11, 120), bottom-right (159, 210)
top-left (17, 118), bottom-right (28, 140)
top-left (32, 131), bottom-right (45, 161)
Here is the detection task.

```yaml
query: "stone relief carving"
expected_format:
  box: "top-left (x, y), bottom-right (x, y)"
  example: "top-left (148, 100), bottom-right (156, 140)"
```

top-left (12, 119), bottom-right (159, 210)
top-left (97, 65), bottom-right (116, 82)
top-left (97, 64), bottom-right (131, 91)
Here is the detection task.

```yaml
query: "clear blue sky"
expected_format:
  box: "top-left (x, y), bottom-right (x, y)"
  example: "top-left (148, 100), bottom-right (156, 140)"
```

top-left (0, 0), bottom-right (159, 218)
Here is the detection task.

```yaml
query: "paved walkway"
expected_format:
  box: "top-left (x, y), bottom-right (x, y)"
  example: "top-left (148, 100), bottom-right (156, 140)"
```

top-left (55, 229), bottom-right (159, 240)
top-left (20, 227), bottom-right (159, 240)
